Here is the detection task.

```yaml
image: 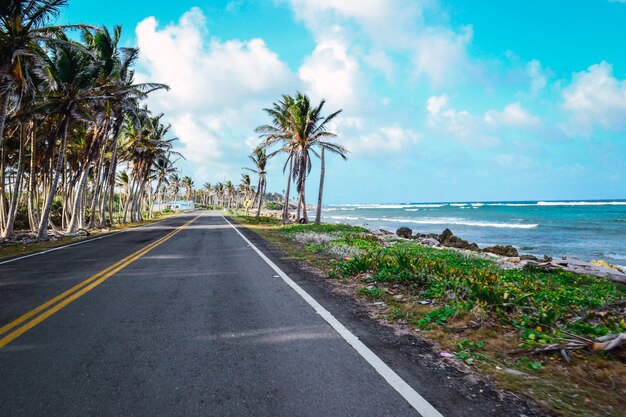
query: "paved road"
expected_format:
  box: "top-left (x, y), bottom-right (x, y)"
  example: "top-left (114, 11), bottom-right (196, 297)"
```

top-left (0, 212), bottom-right (433, 416)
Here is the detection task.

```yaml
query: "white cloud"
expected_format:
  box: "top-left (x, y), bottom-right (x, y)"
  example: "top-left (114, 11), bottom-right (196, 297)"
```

top-left (287, 0), bottom-right (424, 47)
top-left (287, 0), bottom-right (473, 87)
top-left (485, 103), bottom-right (542, 128)
top-left (527, 60), bottom-right (547, 94)
top-left (426, 94), bottom-right (498, 146)
top-left (413, 26), bottom-right (474, 86)
top-left (562, 61), bottom-right (626, 131)
top-left (357, 126), bottom-right (421, 153)
top-left (135, 7), bottom-right (297, 172)
top-left (136, 8), bottom-right (294, 112)
top-left (298, 40), bottom-right (361, 109)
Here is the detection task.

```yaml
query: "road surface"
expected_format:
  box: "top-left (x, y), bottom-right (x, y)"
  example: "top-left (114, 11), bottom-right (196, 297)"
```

top-left (0, 212), bottom-right (536, 416)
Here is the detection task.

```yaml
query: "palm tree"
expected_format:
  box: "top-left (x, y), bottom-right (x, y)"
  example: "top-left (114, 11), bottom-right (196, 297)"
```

top-left (181, 175), bottom-right (194, 200)
top-left (244, 146), bottom-right (268, 217)
top-left (151, 153), bottom-right (177, 213)
top-left (255, 94), bottom-right (296, 224)
top-left (0, 0), bottom-right (73, 149)
top-left (314, 138), bottom-right (348, 224)
top-left (213, 182), bottom-right (224, 207)
top-left (169, 173), bottom-right (181, 202)
top-left (202, 182), bottom-right (211, 205)
top-left (224, 180), bottom-right (234, 209)
top-left (35, 34), bottom-right (102, 237)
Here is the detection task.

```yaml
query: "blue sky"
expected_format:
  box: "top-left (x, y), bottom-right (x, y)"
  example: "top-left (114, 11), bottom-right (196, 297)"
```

top-left (61, 1), bottom-right (626, 203)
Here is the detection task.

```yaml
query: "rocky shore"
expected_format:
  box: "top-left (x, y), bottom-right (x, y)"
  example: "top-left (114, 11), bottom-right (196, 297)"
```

top-left (394, 226), bottom-right (626, 284)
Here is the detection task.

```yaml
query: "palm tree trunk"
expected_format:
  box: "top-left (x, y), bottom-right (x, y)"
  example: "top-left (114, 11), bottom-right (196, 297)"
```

top-left (299, 152), bottom-right (309, 223)
top-left (282, 156), bottom-right (293, 224)
top-left (0, 136), bottom-right (7, 233)
top-left (1, 127), bottom-right (26, 238)
top-left (28, 127), bottom-right (39, 231)
top-left (0, 91), bottom-right (9, 149)
top-left (37, 119), bottom-right (69, 239)
top-left (66, 165), bottom-right (89, 233)
top-left (256, 179), bottom-right (265, 217)
top-left (315, 145), bottom-right (325, 225)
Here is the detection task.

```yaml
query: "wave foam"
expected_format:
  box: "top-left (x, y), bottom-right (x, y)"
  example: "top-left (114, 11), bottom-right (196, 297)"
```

top-left (537, 201), bottom-right (626, 206)
top-left (325, 215), bottom-right (539, 229)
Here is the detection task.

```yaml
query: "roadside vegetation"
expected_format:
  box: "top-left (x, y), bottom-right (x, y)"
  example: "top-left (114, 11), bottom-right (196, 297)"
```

top-left (235, 216), bottom-right (626, 417)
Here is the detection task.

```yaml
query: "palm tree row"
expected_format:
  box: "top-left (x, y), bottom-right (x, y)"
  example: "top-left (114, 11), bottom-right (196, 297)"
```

top-left (0, 1), bottom-right (179, 240)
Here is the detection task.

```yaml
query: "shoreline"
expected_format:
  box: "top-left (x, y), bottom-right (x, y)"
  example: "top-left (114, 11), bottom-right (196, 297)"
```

top-left (258, 207), bottom-right (626, 279)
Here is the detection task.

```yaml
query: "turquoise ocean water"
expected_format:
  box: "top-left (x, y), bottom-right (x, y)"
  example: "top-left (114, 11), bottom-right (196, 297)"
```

top-left (321, 200), bottom-right (626, 268)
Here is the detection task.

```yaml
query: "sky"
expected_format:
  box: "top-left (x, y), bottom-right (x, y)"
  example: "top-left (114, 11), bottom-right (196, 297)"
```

top-left (61, 0), bottom-right (626, 204)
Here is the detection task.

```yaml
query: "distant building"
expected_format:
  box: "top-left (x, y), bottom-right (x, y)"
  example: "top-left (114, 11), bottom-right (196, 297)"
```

top-left (154, 200), bottom-right (195, 211)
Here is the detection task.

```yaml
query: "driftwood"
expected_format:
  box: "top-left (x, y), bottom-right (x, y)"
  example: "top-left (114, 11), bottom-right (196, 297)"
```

top-left (511, 331), bottom-right (626, 361)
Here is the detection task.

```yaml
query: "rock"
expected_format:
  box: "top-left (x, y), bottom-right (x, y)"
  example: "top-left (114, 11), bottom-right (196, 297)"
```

top-left (415, 237), bottom-right (440, 247)
top-left (396, 227), bottom-right (413, 239)
top-left (437, 228), bottom-right (480, 252)
top-left (483, 245), bottom-right (519, 257)
top-left (413, 232), bottom-right (440, 239)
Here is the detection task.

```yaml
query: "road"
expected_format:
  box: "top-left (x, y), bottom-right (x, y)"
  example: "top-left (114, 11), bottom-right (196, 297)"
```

top-left (0, 212), bottom-right (535, 416)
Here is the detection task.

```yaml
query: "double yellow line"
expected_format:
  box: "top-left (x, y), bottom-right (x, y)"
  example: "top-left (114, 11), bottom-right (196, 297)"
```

top-left (0, 215), bottom-right (200, 349)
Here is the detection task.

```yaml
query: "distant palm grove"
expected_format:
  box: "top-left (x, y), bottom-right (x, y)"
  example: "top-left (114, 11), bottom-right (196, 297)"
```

top-left (0, 1), bottom-right (346, 243)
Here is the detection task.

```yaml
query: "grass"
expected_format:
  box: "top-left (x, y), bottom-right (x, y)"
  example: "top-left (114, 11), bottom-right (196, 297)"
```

top-left (0, 211), bottom-right (181, 261)
top-left (233, 215), bottom-right (626, 417)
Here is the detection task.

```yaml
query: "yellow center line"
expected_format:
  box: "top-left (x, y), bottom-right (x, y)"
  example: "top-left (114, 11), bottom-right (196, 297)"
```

top-left (0, 215), bottom-right (201, 349)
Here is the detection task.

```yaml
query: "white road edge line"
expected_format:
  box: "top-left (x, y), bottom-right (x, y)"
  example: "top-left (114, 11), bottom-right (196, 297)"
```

top-left (222, 215), bottom-right (444, 417)
top-left (0, 214), bottom-right (189, 266)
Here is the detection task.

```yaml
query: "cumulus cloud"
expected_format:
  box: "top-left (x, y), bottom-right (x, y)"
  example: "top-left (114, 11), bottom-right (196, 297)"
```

top-left (484, 103), bottom-right (542, 128)
top-left (562, 61), bottom-right (626, 131)
top-left (413, 26), bottom-right (474, 86)
top-left (298, 40), bottom-right (361, 109)
top-left (286, 0), bottom-right (473, 87)
top-left (426, 94), bottom-right (498, 146)
top-left (135, 7), bottom-right (296, 176)
top-left (527, 60), bottom-right (547, 94)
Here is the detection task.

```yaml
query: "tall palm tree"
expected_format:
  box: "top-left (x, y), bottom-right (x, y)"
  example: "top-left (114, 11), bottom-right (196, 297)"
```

top-left (314, 138), bottom-right (347, 224)
top-left (255, 94), bottom-right (296, 224)
top-left (181, 175), bottom-right (194, 200)
top-left (202, 182), bottom-right (211, 205)
top-left (169, 173), bottom-right (181, 202)
top-left (151, 153), bottom-right (177, 212)
top-left (34, 34), bottom-right (102, 237)
top-left (244, 146), bottom-right (268, 217)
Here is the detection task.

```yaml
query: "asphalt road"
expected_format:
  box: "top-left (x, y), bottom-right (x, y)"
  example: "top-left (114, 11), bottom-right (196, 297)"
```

top-left (0, 212), bottom-right (541, 417)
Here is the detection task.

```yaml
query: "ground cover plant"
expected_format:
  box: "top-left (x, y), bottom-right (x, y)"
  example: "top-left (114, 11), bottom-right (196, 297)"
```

top-left (235, 215), bottom-right (626, 417)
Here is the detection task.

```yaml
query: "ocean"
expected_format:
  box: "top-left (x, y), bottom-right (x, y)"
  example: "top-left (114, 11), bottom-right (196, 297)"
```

top-left (320, 200), bottom-right (626, 268)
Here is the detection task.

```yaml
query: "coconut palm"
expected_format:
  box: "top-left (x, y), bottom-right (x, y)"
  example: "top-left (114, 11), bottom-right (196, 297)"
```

top-left (244, 146), bottom-right (268, 217)
top-left (255, 94), bottom-right (296, 224)
top-left (314, 138), bottom-right (347, 224)
top-left (181, 175), bottom-right (194, 200)
top-left (169, 173), bottom-right (181, 202)
top-left (0, 0), bottom-right (74, 148)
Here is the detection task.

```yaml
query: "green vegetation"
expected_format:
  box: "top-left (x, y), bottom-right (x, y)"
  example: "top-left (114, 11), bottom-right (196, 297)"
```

top-left (235, 216), bottom-right (626, 417)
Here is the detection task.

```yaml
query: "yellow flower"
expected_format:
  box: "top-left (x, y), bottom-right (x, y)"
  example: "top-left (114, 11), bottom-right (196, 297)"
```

top-left (536, 326), bottom-right (543, 332)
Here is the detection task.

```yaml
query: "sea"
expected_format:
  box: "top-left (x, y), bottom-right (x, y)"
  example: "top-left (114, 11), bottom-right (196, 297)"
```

top-left (320, 200), bottom-right (626, 269)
